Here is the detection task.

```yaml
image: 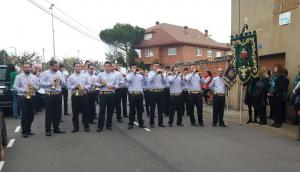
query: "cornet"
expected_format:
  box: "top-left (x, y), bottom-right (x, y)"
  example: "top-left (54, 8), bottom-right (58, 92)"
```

top-left (75, 84), bottom-right (84, 96)
top-left (25, 83), bottom-right (34, 99)
top-left (51, 79), bottom-right (61, 90)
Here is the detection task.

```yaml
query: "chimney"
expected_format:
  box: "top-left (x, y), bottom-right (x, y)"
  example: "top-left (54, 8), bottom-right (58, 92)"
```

top-left (205, 29), bottom-right (208, 37)
top-left (155, 21), bottom-right (160, 25)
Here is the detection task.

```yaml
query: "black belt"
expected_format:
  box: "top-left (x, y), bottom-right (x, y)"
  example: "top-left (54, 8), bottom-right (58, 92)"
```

top-left (45, 92), bottom-right (61, 96)
top-left (149, 89), bottom-right (163, 92)
top-left (170, 93), bottom-right (181, 96)
top-left (99, 91), bottom-right (115, 95)
top-left (128, 91), bottom-right (143, 95)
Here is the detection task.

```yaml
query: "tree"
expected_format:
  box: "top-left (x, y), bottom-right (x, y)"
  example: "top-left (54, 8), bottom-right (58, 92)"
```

top-left (0, 50), bottom-right (9, 65)
top-left (99, 23), bottom-right (145, 67)
top-left (11, 51), bottom-right (42, 65)
top-left (61, 57), bottom-right (82, 73)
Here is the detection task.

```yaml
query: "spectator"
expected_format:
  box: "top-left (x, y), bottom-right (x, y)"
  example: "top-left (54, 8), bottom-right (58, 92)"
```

top-left (244, 76), bottom-right (260, 124)
top-left (268, 64), bottom-right (285, 128)
top-left (203, 70), bottom-right (212, 105)
top-left (252, 68), bottom-right (269, 125)
top-left (5, 64), bottom-right (20, 119)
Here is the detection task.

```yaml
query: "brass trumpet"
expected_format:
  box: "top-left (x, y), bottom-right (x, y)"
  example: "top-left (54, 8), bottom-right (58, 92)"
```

top-left (51, 79), bottom-right (61, 90)
top-left (25, 83), bottom-right (34, 99)
top-left (75, 84), bottom-right (84, 96)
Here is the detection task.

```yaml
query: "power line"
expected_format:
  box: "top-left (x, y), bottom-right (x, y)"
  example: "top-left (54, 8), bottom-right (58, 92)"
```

top-left (27, 0), bottom-right (101, 42)
top-left (44, 0), bottom-right (99, 35)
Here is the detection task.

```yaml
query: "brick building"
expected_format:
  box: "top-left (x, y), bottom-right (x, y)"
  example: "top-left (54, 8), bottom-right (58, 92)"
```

top-left (135, 22), bottom-right (231, 73)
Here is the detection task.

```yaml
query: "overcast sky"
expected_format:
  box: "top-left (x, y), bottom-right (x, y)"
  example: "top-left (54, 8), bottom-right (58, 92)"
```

top-left (0, 0), bottom-right (231, 62)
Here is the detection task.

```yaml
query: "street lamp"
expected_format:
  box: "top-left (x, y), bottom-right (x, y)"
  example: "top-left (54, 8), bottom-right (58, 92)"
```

top-left (49, 4), bottom-right (56, 60)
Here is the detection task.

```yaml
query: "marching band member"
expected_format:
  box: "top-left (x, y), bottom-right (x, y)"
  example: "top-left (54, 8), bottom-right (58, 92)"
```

top-left (67, 62), bottom-right (91, 132)
top-left (96, 61), bottom-right (119, 132)
top-left (185, 65), bottom-right (206, 126)
top-left (209, 68), bottom-right (227, 127)
top-left (86, 63), bottom-right (98, 124)
top-left (147, 64), bottom-right (166, 128)
top-left (59, 63), bottom-right (71, 116)
top-left (40, 60), bottom-right (66, 136)
top-left (126, 66), bottom-right (146, 129)
top-left (13, 62), bottom-right (39, 138)
top-left (182, 67), bottom-right (189, 116)
top-left (112, 64), bottom-right (125, 123)
top-left (166, 67), bottom-right (184, 127)
top-left (163, 66), bottom-right (171, 117)
top-left (143, 70), bottom-right (151, 117)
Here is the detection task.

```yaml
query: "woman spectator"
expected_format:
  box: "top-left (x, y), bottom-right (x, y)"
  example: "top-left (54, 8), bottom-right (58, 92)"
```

top-left (5, 64), bottom-right (20, 119)
top-left (293, 81), bottom-right (300, 126)
top-left (281, 69), bottom-right (290, 123)
top-left (268, 64), bottom-right (285, 128)
top-left (202, 70), bottom-right (212, 105)
top-left (245, 76), bottom-right (260, 124)
top-left (252, 69), bottom-right (269, 125)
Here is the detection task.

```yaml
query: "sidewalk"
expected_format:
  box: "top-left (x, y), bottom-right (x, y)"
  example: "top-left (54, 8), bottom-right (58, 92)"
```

top-left (202, 105), bottom-right (300, 139)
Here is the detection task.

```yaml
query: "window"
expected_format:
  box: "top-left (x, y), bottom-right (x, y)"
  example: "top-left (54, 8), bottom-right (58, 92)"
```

top-left (144, 33), bottom-right (152, 40)
top-left (207, 49), bottom-right (213, 57)
top-left (195, 48), bottom-right (202, 57)
top-left (168, 48), bottom-right (177, 56)
top-left (144, 49), bottom-right (153, 57)
top-left (216, 51), bottom-right (222, 57)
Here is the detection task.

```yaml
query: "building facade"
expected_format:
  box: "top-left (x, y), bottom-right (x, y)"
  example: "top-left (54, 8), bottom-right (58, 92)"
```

top-left (135, 22), bottom-right (230, 67)
top-left (231, 0), bottom-right (300, 110)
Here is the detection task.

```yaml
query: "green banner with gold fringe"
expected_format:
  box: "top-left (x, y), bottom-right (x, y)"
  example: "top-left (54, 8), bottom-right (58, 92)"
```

top-left (231, 31), bottom-right (259, 83)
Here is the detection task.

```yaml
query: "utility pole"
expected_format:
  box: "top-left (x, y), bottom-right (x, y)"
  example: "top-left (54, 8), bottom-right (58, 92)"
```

top-left (49, 4), bottom-right (56, 60)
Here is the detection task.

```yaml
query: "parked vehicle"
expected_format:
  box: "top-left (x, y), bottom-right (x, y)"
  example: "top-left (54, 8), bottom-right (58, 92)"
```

top-left (0, 65), bottom-right (12, 116)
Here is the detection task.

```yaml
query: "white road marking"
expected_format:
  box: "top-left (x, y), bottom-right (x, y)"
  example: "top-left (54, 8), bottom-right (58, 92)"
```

top-left (7, 139), bottom-right (15, 148)
top-left (15, 126), bottom-right (21, 133)
top-left (144, 128), bottom-right (151, 132)
top-left (0, 161), bottom-right (4, 171)
top-left (134, 122), bottom-right (151, 132)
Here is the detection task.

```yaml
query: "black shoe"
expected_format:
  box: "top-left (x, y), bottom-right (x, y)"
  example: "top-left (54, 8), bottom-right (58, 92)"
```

top-left (84, 128), bottom-right (90, 132)
top-left (199, 123), bottom-right (204, 127)
top-left (246, 119), bottom-right (253, 124)
top-left (192, 123), bottom-right (198, 126)
top-left (64, 113), bottom-right (71, 116)
top-left (138, 124), bottom-right (146, 128)
top-left (219, 124), bottom-right (227, 127)
top-left (123, 115), bottom-right (128, 118)
top-left (275, 124), bottom-right (281, 128)
top-left (159, 124), bottom-right (166, 128)
top-left (22, 133), bottom-right (29, 138)
top-left (150, 124), bottom-right (155, 128)
top-left (54, 130), bottom-right (66, 134)
top-left (177, 123), bottom-right (184, 127)
top-left (212, 123), bottom-right (217, 127)
top-left (128, 125), bottom-right (133, 129)
top-left (46, 132), bottom-right (52, 136)
top-left (259, 122), bottom-right (267, 125)
top-left (106, 127), bottom-right (113, 130)
top-left (96, 128), bottom-right (103, 132)
top-left (117, 119), bottom-right (123, 123)
top-left (72, 129), bottom-right (79, 133)
top-left (253, 119), bottom-right (258, 123)
top-left (28, 132), bottom-right (35, 135)
top-left (271, 124), bottom-right (276, 127)
top-left (168, 124), bottom-right (173, 127)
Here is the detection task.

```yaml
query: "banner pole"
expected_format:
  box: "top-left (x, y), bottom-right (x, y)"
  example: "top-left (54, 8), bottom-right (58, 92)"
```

top-left (239, 82), bottom-right (243, 125)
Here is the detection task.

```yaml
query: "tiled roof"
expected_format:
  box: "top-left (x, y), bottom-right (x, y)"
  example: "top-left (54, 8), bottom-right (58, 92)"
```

top-left (136, 23), bottom-right (230, 50)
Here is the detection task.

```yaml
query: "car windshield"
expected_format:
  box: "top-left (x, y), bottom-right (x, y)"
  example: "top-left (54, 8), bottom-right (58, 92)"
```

top-left (0, 68), bottom-right (6, 81)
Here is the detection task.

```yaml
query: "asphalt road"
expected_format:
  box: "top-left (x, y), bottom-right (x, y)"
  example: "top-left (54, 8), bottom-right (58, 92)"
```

top-left (2, 108), bottom-right (300, 172)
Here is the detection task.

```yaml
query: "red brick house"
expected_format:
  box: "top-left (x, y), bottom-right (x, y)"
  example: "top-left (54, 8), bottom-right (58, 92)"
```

top-left (135, 22), bottom-right (231, 68)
